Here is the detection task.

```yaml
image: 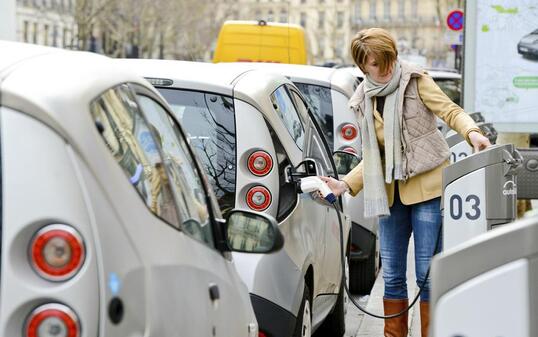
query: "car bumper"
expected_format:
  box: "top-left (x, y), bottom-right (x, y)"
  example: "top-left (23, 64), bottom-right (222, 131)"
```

top-left (518, 44), bottom-right (538, 56)
top-left (250, 293), bottom-right (297, 337)
top-left (349, 222), bottom-right (376, 261)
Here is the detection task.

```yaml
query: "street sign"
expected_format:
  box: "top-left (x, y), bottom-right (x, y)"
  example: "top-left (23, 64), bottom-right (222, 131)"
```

top-left (447, 9), bottom-right (464, 31)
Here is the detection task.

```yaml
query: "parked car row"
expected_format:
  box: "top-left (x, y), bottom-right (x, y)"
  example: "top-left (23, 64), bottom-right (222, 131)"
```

top-left (0, 41), bottom-right (370, 337)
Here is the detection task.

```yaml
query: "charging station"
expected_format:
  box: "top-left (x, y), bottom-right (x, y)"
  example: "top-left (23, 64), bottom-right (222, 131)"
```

top-left (430, 215), bottom-right (538, 337)
top-left (446, 122), bottom-right (498, 163)
top-left (441, 144), bottom-right (522, 250)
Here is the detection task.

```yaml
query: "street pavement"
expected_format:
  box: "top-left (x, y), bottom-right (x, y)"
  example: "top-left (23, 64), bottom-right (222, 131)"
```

top-left (345, 239), bottom-right (421, 337)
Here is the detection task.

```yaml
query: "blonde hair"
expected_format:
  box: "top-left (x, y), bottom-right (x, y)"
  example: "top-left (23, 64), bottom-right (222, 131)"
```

top-left (350, 28), bottom-right (398, 75)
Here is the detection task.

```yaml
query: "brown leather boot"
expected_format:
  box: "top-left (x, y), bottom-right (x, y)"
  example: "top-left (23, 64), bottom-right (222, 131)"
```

top-left (383, 298), bottom-right (408, 337)
top-left (420, 301), bottom-right (430, 337)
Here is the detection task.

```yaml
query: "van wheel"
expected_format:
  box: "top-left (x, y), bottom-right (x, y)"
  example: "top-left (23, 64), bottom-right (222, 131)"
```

top-left (349, 243), bottom-right (376, 294)
top-left (293, 285), bottom-right (312, 337)
top-left (314, 260), bottom-right (347, 336)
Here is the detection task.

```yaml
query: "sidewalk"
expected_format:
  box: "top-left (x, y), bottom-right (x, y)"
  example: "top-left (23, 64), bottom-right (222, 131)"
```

top-left (353, 239), bottom-right (421, 337)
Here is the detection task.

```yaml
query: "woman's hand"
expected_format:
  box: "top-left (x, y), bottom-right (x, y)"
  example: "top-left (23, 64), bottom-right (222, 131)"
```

top-left (319, 176), bottom-right (349, 197)
top-left (468, 131), bottom-right (491, 153)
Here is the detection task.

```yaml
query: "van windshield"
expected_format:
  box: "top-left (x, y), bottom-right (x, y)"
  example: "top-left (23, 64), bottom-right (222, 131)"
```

top-left (156, 88), bottom-right (236, 217)
top-left (294, 83), bottom-right (334, 150)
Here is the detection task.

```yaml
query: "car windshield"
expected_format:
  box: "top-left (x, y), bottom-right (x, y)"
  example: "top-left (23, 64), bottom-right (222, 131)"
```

top-left (156, 88), bottom-right (237, 216)
top-left (434, 78), bottom-right (461, 106)
top-left (294, 83), bottom-right (334, 149)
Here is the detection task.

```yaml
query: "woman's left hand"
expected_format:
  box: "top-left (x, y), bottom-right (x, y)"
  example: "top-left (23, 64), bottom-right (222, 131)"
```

top-left (468, 130), bottom-right (491, 152)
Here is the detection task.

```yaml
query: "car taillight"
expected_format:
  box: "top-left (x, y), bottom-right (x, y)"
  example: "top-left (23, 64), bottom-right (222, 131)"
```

top-left (342, 147), bottom-right (357, 154)
top-left (341, 124), bottom-right (358, 141)
top-left (246, 186), bottom-right (272, 211)
top-left (259, 331), bottom-right (267, 337)
top-left (248, 150), bottom-right (273, 176)
top-left (29, 224), bottom-right (85, 281)
top-left (25, 303), bottom-right (80, 337)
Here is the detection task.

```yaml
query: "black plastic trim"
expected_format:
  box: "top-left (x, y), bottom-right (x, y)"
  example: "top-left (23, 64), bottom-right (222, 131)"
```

top-left (250, 293), bottom-right (296, 337)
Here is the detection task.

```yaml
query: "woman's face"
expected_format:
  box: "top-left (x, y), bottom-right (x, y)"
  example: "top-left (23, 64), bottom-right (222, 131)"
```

top-left (363, 56), bottom-right (393, 84)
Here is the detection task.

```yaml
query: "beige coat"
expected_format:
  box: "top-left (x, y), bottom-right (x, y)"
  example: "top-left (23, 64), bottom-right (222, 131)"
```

top-left (343, 64), bottom-right (480, 206)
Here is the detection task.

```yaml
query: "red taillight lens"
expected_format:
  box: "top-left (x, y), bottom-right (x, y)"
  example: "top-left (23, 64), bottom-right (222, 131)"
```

top-left (248, 151), bottom-right (273, 176)
top-left (246, 186), bottom-right (272, 211)
top-left (342, 147), bottom-right (357, 154)
top-left (259, 331), bottom-right (268, 337)
top-left (25, 303), bottom-right (80, 337)
top-left (30, 224), bottom-right (85, 281)
top-left (341, 124), bottom-right (358, 140)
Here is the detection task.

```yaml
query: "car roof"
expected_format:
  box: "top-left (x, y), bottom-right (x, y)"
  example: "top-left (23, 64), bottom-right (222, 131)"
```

top-left (213, 62), bottom-right (357, 97)
top-left (0, 41), bottom-right (152, 142)
top-left (338, 65), bottom-right (461, 80)
top-left (117, 59), bottom-right (296, 117)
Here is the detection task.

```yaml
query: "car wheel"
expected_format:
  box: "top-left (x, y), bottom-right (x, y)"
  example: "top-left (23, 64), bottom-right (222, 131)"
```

top-left (349, 242), bottom-right (376, 294)
top-left (294, 285), bottom-right (312, 337)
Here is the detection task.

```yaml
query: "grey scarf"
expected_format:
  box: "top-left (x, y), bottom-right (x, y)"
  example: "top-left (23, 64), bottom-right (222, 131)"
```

top-left (362, 60), bottom-right (403, 217)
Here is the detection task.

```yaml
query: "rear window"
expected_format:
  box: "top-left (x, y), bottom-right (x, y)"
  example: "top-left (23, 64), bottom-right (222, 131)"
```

top-left (157, 88), bottom-right (237, 216)
top-left (294, 83), bottom-right (334, 150)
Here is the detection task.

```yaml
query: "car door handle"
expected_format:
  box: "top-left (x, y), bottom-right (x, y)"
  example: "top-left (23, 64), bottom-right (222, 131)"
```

top-left (208, 283), bottom-right (220, 301)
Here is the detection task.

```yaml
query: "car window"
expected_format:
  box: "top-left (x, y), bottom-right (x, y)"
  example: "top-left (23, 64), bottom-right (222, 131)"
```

top-left (270, 86), bottom-right (305, 150)
top-left (289, 90), bottom-right (335, 177)
top-left (294, 83), bottom-right (334, 150)
top-left (137, 94), bottom-right (215, 247)
top-left (91, 85), bottom-right (180, 228)
top-left (156, 88), bottom-right (236, 217)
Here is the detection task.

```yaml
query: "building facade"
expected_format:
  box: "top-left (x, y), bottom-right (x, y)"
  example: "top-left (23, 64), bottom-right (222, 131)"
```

top-left (15, 0), bottom-right (76, 49)
top-left (230, 0), bottom-right (463, 67)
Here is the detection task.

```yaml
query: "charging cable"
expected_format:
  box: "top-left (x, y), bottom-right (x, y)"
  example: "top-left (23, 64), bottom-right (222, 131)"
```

top-left (298, 177), bottom-right (442, 319)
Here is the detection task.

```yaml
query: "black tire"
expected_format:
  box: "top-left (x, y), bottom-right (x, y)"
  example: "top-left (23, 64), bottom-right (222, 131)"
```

top-left (314, 281), bottom-right (346, 337)
top-left (293, 285), bottom-right (312, 337)
top-left (349, 243), bottom-right (376, 294)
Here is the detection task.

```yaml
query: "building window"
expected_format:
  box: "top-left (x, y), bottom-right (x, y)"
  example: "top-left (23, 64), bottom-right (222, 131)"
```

top-left (280, 9), bottom-right (287, 23)
top-left (384, 0), bottom-right (391, 20)
top-left (399, 0), bottom-right (405, 18)
top-left (369, 0), bottom-right (377, 20)
top-left (354, 0), bottom-right (362, 24)
top-left (300, 12), bottom-right (307, 27)
top-left (301, 0), bottom-right (306, 3)
top-left (318, 11), bottom-right (325, 29)
top-left (62, 28), bottom-right (68, 47)
top-left (52, 25), bottom-right (58, 46)
top-left (32, 22), bottom-right (38, 43)
top-left (43, 24), bottom-right (49, 45)
top-left (23, 21), bottom-right (29, 42)
top-left (318, 37), bottom-right (325, 56)
top-left (337, 11), bottom-right (344, 28)
top-left (411, 0), bottom-right (417, 17)
top-left (268, 10), bottom-right (274, 22)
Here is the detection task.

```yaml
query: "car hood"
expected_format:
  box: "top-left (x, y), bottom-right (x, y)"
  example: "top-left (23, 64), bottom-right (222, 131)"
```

top-left (520, 34), bottom-right (538, 44)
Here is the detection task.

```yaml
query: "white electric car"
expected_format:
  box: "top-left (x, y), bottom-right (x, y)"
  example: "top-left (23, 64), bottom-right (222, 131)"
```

top-left (0, 41), bottom-right (284, 337)
top-left (120, 59), bottom-right (351, 337)
top-left (214, 62), bottom-right (381, 294)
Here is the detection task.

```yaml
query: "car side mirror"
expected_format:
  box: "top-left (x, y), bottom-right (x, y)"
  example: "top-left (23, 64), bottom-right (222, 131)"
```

top-left (333, 150), bottom-right (361, 175)
top-left (225, 209), bottom-right (284, 254)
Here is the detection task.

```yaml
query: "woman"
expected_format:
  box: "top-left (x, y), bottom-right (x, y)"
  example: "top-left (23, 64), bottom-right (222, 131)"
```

top-left (321, 28), bottom-right (491, 337)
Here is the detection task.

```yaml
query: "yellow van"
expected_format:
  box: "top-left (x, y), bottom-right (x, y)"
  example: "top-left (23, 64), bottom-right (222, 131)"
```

top-left (213, 20), bottom-right (308, 64)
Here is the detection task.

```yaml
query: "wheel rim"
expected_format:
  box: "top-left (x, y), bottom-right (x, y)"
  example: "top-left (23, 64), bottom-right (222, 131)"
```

top-left (302, 299), bottom-right (311, 337)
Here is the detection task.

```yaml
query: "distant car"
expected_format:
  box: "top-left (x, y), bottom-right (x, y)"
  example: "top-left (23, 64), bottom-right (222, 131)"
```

top-left (0, 41), bottom-right (284, 337)
top-left (120, 59), bottom-right (351, 337)
top-left (517, 29), bottom-right (538, 58)
top-left (215, 62), bottom-right (381, 295)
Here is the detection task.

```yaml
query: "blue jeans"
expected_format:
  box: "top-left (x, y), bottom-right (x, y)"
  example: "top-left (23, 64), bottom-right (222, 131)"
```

top-left (379, 190), bottom-right (442, 302)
